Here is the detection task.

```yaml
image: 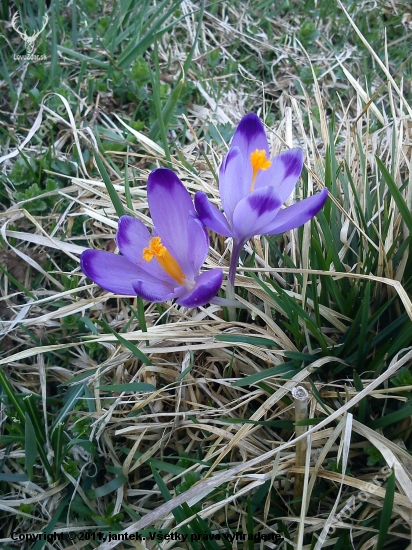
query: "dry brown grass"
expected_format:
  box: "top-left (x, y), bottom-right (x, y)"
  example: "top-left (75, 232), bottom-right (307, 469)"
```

top-left (1, 1), bottom-right (412, 548)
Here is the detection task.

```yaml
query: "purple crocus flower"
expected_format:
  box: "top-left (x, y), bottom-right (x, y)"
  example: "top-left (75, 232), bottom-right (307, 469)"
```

top-left (81, 168), bottom-right (223, 307)
top-left (194, 113), bottom-right (328, 288)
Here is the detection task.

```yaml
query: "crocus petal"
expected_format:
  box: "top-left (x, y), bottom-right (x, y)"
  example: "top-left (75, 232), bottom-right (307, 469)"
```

top-left (231, 114), bottom-right (269, 152)
top-left (132, 279), bottom-right (180, 302)
top-left (117, 216), bottom-right (171, 282)
top-left (232, 186), bottom-right (282, 241)
top-left (187, 215), bottom-right (209, 274)
top-left (176, 269), bottom-right (223, 307)
top-left (148, 168), bottom-right (205, 278)
top-left (267, 188), bottom-right (328, 234)
top-left (195, 191), bottom-right (234, 237)
top-left (255, 149), bottom-right (304, 203)
top-left (231, 114), bottom-right (269, 183)
top-left (219, 146), bottom-right (248, 223)
top-left (81, 249), bottom-right (161, 295)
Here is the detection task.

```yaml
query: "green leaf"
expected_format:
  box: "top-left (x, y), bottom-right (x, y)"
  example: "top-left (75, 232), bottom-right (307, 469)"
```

top-left (0, 473), bottom-right (28, 482)
top-left (51, 422), bottom-right (65, 475)
top-left (215, 334), bottom-right (279, 347)
top-left (80, 316), bottom-right (99, 335)
top-left (51, 383), bottom-right (85, 435)
top-left (376, 155), bottom-right (412, 234)
top-left (376, 468), bottom-right (395, 550)
top-left (24, 413), bottom-right (37, 481)
top-left (117, 0), bottom-right (184, 69)
top-left (121, 448), bottom-right (186, 474)
top-left (151, 466), bottom-right (201, 549)
top-left (57, 45), bottom-right (110, 68)
top-left (149, 38), bottom-right (171, 160)
top-left (92, 145), bottom-right (125, 218)
top-left (97, 319), bottom-right (152, 366)
top-left (370, 402), bottom-right (412, 429)
top-left (23, 394), bottom-right (46, 446)
top-left (0, 263), bottom-right (36, 299)
top-left (233, 362), bottom-right (298, 387)
top-left (85, 473), bottom-right (127, 499)
top-left (0, 369), bottom-right (26, 423)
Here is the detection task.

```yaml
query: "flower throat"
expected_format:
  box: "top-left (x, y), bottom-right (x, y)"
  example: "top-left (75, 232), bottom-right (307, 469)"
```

top-left (143, 237), bottom-right (185, 284)
top-left (250, 149), bottom-right (272, 192)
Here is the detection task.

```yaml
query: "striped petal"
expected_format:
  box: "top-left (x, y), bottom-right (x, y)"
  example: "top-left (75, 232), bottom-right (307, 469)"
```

top-left (195, 191), bottom-right (234, 237)
top-left (117, 216), bottom-right (172, 282)
top-left (148, 168), bottom-right (206, 279)
top-left (177, 269), bottom-right (223, 307)
top-left (266, 189), bottom-right (328, 234)
top-left (80, 250), bottom-right (164, 295)
top-left (232, 186), bottom-right (282, 241)
top-left (132, 279), bottom-right (180, 302)
top-left (219, 146), bottom-right (248, 224)
top-left (254, 148), bottom-right (304, 203)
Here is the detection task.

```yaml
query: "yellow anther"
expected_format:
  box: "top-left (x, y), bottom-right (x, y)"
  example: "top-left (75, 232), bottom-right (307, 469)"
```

top-left (143, 236), bottom-right (185, 285)
top-left (142, 236), bottom-right (166, 261)
top-left (250, 149), bottom-right (272, 192)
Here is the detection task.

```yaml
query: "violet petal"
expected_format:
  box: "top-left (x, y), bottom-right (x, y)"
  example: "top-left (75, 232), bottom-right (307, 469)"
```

top-left (132, 279), bottom-right (180, 302)
top-left (267, 188), bottom-right (328, 234)
top-left (255, 149), bottom-right (304, 203)
top-left (195, 191), bottom-right (234, 237)
top-left (232, 186), bottom-right (282, 241)
top-left (147, 168), bottom-right (202, 278)
top-left (187, 215), bottom-right (209, 275)
top-left (219, 146), bottom-right (248, 224)
top-left (231, 114), bottom-right (269, 177)
top-left (117, 215), bottom-right (172, 282)
top-left (176, 269), bottom-right (223, 307)
top-left (231, 114), bottom-right (269, 151)
top-left (81, 249), bottom-right (161, 295)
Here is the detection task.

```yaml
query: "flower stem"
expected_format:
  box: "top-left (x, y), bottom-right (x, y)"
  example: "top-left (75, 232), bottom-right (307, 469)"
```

top-left (226, 239), bottom-right (243, 321)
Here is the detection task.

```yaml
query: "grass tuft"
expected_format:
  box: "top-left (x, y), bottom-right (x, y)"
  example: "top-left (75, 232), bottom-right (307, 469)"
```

top-left (0, 0), bottom-right (411, 547)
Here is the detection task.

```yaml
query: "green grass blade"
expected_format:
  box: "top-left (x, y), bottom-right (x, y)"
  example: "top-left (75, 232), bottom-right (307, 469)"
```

top-left (0, 369), bottom-right (26, 423)
top-left (85, 473), bottom-right (127, 499)
top-left (124, 147), bottom-right (133, 210)
top-left (376, 155), bottom-right (412, 234)
top-left (92, 145), bottom-right (125, 218)
top-left (357, 282), bottom-right (371, 366)
top-left (50, 2), bottom-right (58, 86)
top-left (117, 0), bottom-right (183, 69)
top-left (51, 383), bottom-right (85, 434)
top-left (23, 394), bottom-right (46, 446)
top-left (149, 1), bottom-right (204, 141)
top-left (51, 422), bottom-right (64, 476)
top-left (24, 413), bottom-right (37, 481)
top-left (32, 487), bottom-right (74, 550)
top-left (369, 402), bottom-right (412, 429)
top-left (233, 362), bottom-right (298, 387)
top-left (149, 38), bottom-right (171, 161)
top-left (97, 318), bottom-right (152, 366)
top-left (0, 263), bottom-right (36, 299)
top-left (376, 468), bottom-right (395, 550)
top-left (57, 45), bottom-right (110, 68)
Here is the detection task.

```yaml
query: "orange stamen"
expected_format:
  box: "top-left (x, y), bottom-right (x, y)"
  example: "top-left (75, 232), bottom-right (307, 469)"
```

top-left (250, 149), bottom-right (272, 192)
top-left (143, 236), bottom-right (185, 285)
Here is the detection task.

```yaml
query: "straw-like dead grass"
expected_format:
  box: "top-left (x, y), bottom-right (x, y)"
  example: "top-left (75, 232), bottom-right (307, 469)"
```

top-left (1, 1), bottom-right (412, 548)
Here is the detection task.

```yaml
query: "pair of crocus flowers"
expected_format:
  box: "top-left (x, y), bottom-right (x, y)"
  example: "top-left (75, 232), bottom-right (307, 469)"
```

top-left (81, 114), bottom-right (328, 307)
